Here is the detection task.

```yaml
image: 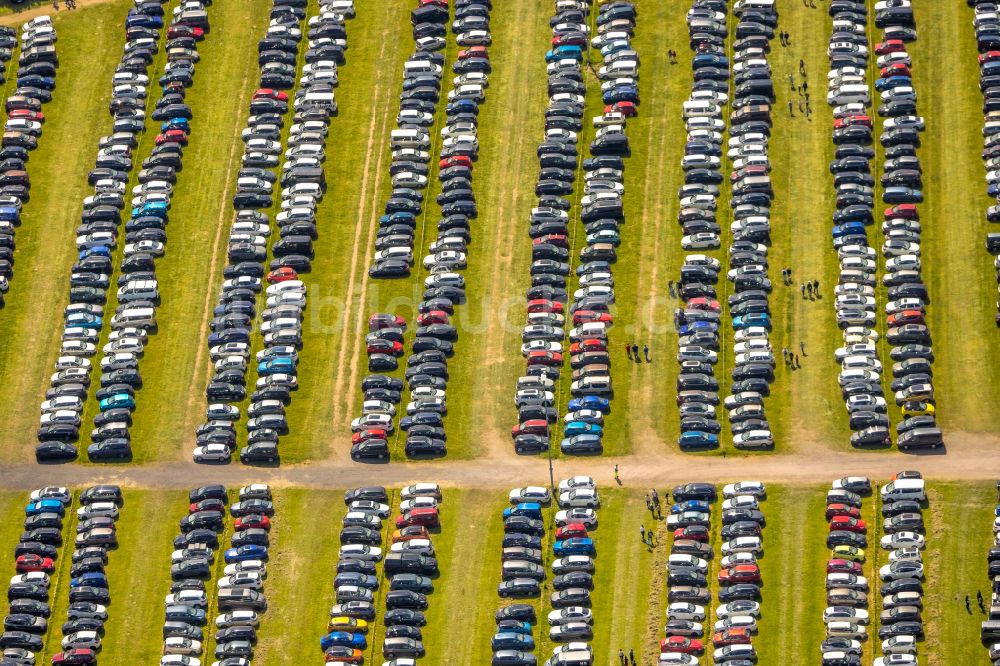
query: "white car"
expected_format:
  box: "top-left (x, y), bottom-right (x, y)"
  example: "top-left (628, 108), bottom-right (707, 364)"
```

top-left (547, 606), bottom-right (593, 626)
top-left (77, 502), bottom-right (119, 520)
top-left (713, 615), bottom-right (756, 632)
top-left (216, 610), bottom-right (260, 628)
top-left (888, 547), bottom-right (922, 563)
top-left (873, 656), bottom-right (916, 666)
top-left (399, 497), bottom-right (438, 513)
top-left (62, 630), bottom-right (101, 650)
top-left (880, 532), bottom-right (925, 550)
top-left (163, 637), bottom-right (201, 656)
top-left (558, 489), bottom-right (599, 509)
top-left (823, 606), bottom-right (870, 624)
top-left (719, 552), bottom-right (757, 568)
top-left (666, 603), bottom-right (705, 621)
top-left (509, 486), bottom-right (551, 505)
top-left (667, 554), bottom-right (708, 571)
top-left (721, 481), bottom-right (766, 499)
top-left (881, 635), bottom-right (917, 655)
top-left (558, 476), bottom-right (596, 492)
top-left (223, 561), bottom-right (266, 577)
top-left (879, 561), bottom-right (923, 581)
top-left (554, 509), bottom-right (597, 529)
top-left (165, 590), bottom-right (206, 609)
top-left (721, 495), bottom-right (758, 511)
top-left (720, 537), bottom-right (762, 556)
top-left (338, 545), bottom-right (382, 561)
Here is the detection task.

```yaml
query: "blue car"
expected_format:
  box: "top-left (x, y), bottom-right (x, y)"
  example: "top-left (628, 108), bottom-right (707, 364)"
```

top-left (732, 313), bottom-right (770, 331)
top-left (678, 321), bottom-right (718, 336)
top-left (832, 221), bottom-right (867, 238)
top-left (225, 544), bottom-right (268, 563)
top-left (161, 118), bottom-right (190, 131)
top-left (553, 537), bottom-right (595, 557)
top-left (679, 431), bottom-right (719, 449)
top-left (125, 13), bottom-right (163, 28)
top-left (567, 396), bottom-right (610, 413)
top-left (545, 46), bottom-right (582, 62)
top-left (0, 206), bottom-right (20, 222)
top-left (79, 246), bottom-right (111, 259)
top-left (18, 75), bottom-right (54, 90)
top-left (563, 421), bottom-right (602, 437)
top-left (496, 621), bottom-right (532, 635)
top-left (600, 39), bottom-right (632, 56)
top-left (132, 201), bottom-right (168, 218)
top-left (25, 499), bottom-right (64, 516)
top-left (670, 500), bottom-right (710, 514)
top-left (882, 187), bottom-right (922, 204)
top-left (99, 394), bottom-right (135, 411)
top-left (320, 631), bottom-right (366, 651)
top-left (491, 632), bottom-right (534, 651)
top-left (70, 572), bottom-right (108, 588)
top-left (874, 75), bottom-right (911, 91)
top-left (603, 85), bottom-right (639, 105)
top-left (693, 53), bottom-right (728, 67)
top-left (380, 212), bottom-right (415, 226)
top-left (65, 313), bottom-right (103, 329)
top-left (503, 503), bottom-right (542, 520)
top-left (258, 357), bottom-right (295, 375)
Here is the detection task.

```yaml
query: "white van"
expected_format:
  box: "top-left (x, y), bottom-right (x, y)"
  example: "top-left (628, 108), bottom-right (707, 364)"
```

top-left (389, 129), bottom-right (429, 149)
top-left (597, 60), bottom-right (638, 79)
top-left (297, 91), bottom-right (337, 111)
top-left (880, 479), bottom-right (926, 502)
top-left (403, 59), bottom-right (442, 76)
top-left (682, 100), bottom-right (721, 119)
top-left (545, 651), bottom-right (593, 666)
top-left (110, 307), bottom-right (156, 330)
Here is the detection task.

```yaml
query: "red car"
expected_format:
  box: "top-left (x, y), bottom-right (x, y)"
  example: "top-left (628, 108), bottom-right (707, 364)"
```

top-left (439, 155), bottom-right (472, 169)
top-left (552, 33), bottom-right (587, 47)
top-left (687, 297), bottom-right (720, 312)
top-left (719, 564), bottom-right (760, 584)
top-left (555, 523), bottom-right (589, 540)
top-left (569, 339), bottom-right (606, 354)
top-left (731, 165), bottom-right (768, 181)
top-left (369, 313), bottom-right (405, 331)
top-left (527, 351), bottom-right (563, 366)
top-left (51, 649), bottom-right (96, 665)
top-left (826, 558), bottom-right (862, 575)
top-left (253, 88), bottom-right (288, 102)
top-left (395, 507), bottom-right (439, 528)
top-left (527, 299), bottom-right (563, 314)
top-left (168, 25), bottom-right (204, 39)
top-left (711, 628), bottom-right (751, 646)
top-left (606, 101), bottom-right (637, 117)
top-left (887, 310), bottom-right (924, 326)
top-left (661, 636), bottom-right (704, 654)
top-left (457, 45), bottom-right (488, 59)
top-left (825, 503), bottom-right (861, 520)
top-left (511, 420), bottom-right (549, 438)
top-left (189, 499), bottom-right (225, 514)
top-left (417, 310), bottom-right (450, 326)
top-left (829, 516), bottom-right (867, 533)
top-left (15, 554), bottom-right (54, 573)
top-left (533, 234), bottom-right (569, 248)
top-left (874, 39), bottom-right (905, 54)
top-left (673, 525), bottom-right (709, 542)
top-left (367, 339), bottom-right (403, 355)
top-left (155, 129), bottom-right (188, 145)
top-left (572, 310), bottom-right (613, 325)
top-left (885, 203), bottom-right (918, 219)
top-left (981, 50), bottom-right (1000, 64)
top-left (235, 514), bottom-right (270, 531)
top-left (419, 0), bottom-right (447, 6)
top-left (8, 109), bottom-right (43, 122)
top-left (880, 63), bottom-right (910, 77)
top-left (834, 115), bottom-right (872, 129)
top-left (352, 429), bottom-right (386, 445)
top-left (266, 267), bottom-right (297, 283)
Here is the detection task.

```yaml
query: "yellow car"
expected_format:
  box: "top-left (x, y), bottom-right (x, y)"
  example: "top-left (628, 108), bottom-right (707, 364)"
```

top-left (328, 616), bottom-right (368, 634)
top-left (901, 401), bottom-right (935, 418)
top-left (832, 545), bottom-right (865, 562)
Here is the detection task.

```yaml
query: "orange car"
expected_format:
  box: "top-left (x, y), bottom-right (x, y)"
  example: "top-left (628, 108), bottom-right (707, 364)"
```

top-left (391, 526), bottom-right (429, 543)
top-left (712, 627), bottom-right (752, 646)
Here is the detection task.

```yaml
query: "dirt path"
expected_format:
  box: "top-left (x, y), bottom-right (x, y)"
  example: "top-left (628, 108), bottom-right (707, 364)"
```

top-left (0, 0), bottom-right (115, 26)
top-left (14, 429), bottom-right (1000, 491)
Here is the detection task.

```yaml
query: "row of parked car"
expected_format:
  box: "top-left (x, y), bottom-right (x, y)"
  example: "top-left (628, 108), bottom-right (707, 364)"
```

top-left (873, 474), bottom-right (927, 664)
top-left (356, 0), bottom-right (495, 462)
top-left (969, 0), bottom-right (1000, 326)
top-left (679, 0), bottom-right (779, 453)
top-left (32, 0), bottom-right (187, 463)
top-left (0, 20), bottom-right (55, 309)
top-left (824, 0), bottom-right (938, 450)
top-left (0, 487), bottom-right (66, 665)
top-left (365, 0), bottom-right (452, 278)
top-left (192, 0), bottom-right (351, 466)
top-left (820, 476), bottom-right (872, 666)
top-left (160, 486), bottom-right (227, 666)
top-left (979, 480), bottom-right (1000, 650)
top-left (660, 481), bottom-right (767, 665)
top-left (41, 485), bottom-right (121, 666)
top-left (83, 0), bottom-right (212, 464)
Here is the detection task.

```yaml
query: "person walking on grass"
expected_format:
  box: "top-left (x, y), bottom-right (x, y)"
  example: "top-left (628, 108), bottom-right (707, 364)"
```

top-left (632, 343), bottom-right (639, 362)
top-left (626, 343), bottom-right (632, 361)
top-left (799, 59), bottom-right (806, 76)
top-left (640, 525), bottom-right (646, 544)
top-left (800, 340), bottom-right (807, 356)
top-left (643, 345), bottom-right (650, 363)
top-left (630, 649), bottom-right (636, 665)
top-left (614, 464), bottom-right (620, 484)
top-left (788, 100), bottom-right (794, 117)
top-left (619, 649), bottom-right (626, 665)
top-left (800, 283), bottom-right (806, 297)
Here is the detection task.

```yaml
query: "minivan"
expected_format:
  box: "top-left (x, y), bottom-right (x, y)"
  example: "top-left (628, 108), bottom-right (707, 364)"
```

top-left (217, 588), bottom-right (267, 611)
top-left (110, 307), bottom-right (156, 330)
top-left (897, 427), bottom-right (943, 450)
top-left (389, 129), bottom-right (429, 149)
top-left (880, 479), bottom-right (926, 502)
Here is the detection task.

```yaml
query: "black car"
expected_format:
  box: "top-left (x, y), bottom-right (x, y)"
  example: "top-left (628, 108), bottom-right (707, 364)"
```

top-left (494, 604), bottom-right (535, 624)
top-left (672, 483), bottom-right (717, 501)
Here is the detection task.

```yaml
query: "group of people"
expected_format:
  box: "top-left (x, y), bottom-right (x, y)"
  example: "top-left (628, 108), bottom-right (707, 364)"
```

top-left (644, 488), bottom-right (664, 519)
top-left (781, 343), bottom-right (806, 370)
top-left (625, 342), bottom-right (651, 364)
top-left (800, 279), bottom-right (821, 299)
top-left (777, 30), bottom-right (792, 46)
top-left (789, 61), bottom-right (813, 119)
top-left (52, 0), bottom-right (78, 9)
top-left (618, 648), bottom-right (638, 666)
top-left (666, 49), bottom-right (678, 64)
top-left (966, 590), bottom-right (987, 614)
